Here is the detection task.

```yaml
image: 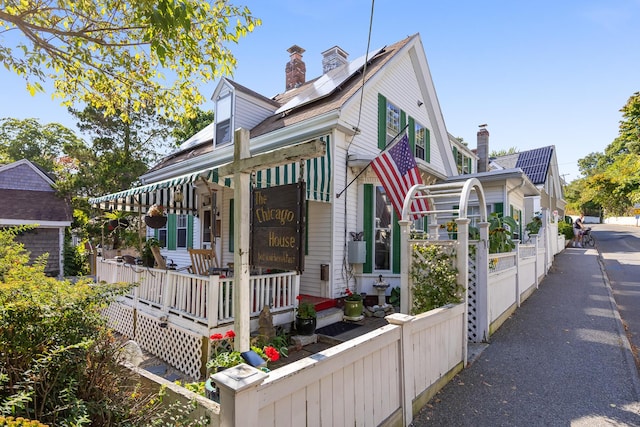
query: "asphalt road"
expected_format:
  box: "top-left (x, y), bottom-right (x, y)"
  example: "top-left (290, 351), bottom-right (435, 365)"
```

top-left (591, 223), bottom-right (640, 367)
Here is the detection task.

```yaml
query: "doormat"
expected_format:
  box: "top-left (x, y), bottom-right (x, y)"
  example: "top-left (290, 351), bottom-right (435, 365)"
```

top-left (315, 321), bottom-right (361, 337)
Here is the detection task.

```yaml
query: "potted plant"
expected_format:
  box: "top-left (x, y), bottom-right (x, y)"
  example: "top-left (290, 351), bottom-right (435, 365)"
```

top-left (295, 295), bottom-right (317, 335)
top-left (343, 288), bottom-right (364, 319)
top-left (141, 237), bottom-right (161, 267)
top-left (144, 204), bottom-right (167, 229)
top-left (205, 330), bottom-right (280, 401)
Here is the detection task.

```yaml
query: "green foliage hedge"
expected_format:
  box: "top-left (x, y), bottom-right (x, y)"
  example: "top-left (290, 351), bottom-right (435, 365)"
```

top-left (0, 226), bottom-right (206, 426)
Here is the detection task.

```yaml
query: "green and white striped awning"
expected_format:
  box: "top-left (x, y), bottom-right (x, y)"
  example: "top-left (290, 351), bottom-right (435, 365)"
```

top-left (89, 139), bottom-right (332, 212)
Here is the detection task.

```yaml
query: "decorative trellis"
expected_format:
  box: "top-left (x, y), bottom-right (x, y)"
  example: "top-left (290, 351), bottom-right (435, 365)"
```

top-left (104, 302), bottom-right (135, 339)
top-left (467, 242), bottom-right (479, 342)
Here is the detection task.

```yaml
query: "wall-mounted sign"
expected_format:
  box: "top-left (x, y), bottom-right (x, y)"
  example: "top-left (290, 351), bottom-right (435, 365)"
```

top-left (251, 182), bottom-right (305, 273)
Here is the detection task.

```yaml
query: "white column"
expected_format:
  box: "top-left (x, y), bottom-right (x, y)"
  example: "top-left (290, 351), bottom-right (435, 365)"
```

top-left (475, 221), bottom-right (490, 343)
top-left (455, 218), bottom-right (470, 365)
top-left (398, 219), bottom-right (412, 314)
top-left (233, 128), bottom-right (251, 352)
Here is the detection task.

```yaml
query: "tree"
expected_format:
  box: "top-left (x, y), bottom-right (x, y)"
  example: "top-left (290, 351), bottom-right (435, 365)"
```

top-left (0, 118), bottom-right (85, 173)
top-left (0, 1), bottom-right (261, 121)
top-left (64, 103), bottom-right (173, 198)
top-left (171, 108), bottom-right (215, 147)
top-left (570, 92), bottom-right (640, 216)
top-left (490, 147), bottom-right (518, 157)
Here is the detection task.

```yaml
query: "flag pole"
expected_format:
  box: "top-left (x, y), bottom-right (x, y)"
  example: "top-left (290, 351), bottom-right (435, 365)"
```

top-left (336, 124), bottom-right (409, 198)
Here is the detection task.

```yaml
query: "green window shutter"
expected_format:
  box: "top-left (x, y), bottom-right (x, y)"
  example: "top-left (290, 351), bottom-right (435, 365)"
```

top-left (494, 202), bottom-right (504, 217)
top-left (187, 215), bottom-right (194, 249)
top-left (425, 128), bottom-right (431, 163)
top-left (167, 214), bottom-right (177, 250)
top-left (229, 199), bottom-right (234, 252)
top-left (408, 116), bottom-right (415, 154)
top-left (363, 184), bottom-right (374, 274)
top-left (400, 110), bottom-right (407, 134)
top-left (392, 210), bottom-right (400, 274)
top-left (378, 94), bottom-right (387, 150)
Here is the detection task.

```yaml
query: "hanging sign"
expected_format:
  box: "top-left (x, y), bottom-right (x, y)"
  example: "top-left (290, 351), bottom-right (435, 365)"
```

top-left (251, 182), bottom-right (305, 273)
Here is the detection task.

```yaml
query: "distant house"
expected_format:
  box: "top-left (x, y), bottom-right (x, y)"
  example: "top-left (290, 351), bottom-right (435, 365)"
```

top-left (490, 145), bottom-right (567, 226)
top-left (0, 159), bottom-right (72, 277)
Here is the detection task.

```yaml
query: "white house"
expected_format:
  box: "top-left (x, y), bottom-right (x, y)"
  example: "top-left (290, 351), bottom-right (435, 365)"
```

top-left (90, 33), bottom-right (469, 304)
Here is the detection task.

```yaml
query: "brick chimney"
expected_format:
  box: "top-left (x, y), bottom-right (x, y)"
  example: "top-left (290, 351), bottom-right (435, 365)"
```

top-left (321, 46), bottom-right (349, 74)
top-left (285, 45), bottom-right (306, 90)
top-left (477, 124), bottom-right (489, 173)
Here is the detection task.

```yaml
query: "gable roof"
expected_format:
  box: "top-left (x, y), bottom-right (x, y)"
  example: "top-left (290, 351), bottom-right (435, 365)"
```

top-left (144, 35), bottom-right (416, 178)
top-left (492, 146), bottom-right (554, 186)
top-left (0, 160), bottom-right (72, 223)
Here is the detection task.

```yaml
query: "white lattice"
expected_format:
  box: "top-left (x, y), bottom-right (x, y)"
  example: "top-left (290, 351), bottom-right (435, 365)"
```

top-left (135, 312), bottom-right (203, 380)
top-left (467, 243), bottom-right (478, 341)
top-left (104, 302), bottom-right (135, 338)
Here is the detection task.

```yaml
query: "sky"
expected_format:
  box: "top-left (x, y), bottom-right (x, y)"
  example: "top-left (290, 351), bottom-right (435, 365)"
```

top-left (1, 0), bottom-right (639, 183)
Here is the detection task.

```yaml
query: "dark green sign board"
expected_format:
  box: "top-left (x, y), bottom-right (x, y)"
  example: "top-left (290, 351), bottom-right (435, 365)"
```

top-left (250, 182), bottom-right (305, 273)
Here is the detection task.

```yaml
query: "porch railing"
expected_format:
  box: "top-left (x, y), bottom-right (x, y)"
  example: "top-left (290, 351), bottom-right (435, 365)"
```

top-left (96, 259), bottom-right (298, 332)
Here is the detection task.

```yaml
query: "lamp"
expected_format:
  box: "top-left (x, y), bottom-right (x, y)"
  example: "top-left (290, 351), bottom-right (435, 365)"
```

top-left (417, 100), bottom-right (424, 107)
top-left (173, 188), bottom-right (184, 203)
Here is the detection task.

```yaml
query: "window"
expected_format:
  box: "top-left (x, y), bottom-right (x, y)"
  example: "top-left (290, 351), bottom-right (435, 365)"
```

top-left (215, 92), bottom-right (232, 146)
top-left (415, 123), bottom-right (426, 160)
top-left (176, 215), bottom-right (188, 248)
top-left (158, 225), bottom-right (167, 249)
top-left (385, 101), bottom-right (401, 145)
top-left (374, 186), bottom-right (392, 271)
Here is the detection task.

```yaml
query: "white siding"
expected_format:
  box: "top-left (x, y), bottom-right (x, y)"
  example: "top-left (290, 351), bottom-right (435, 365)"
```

top-left (300, 200), bottom-right (332, 296)
top-left (234, 95), bottom-right (276, 131)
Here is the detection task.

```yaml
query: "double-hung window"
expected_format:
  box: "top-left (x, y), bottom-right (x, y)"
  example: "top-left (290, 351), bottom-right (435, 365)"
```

top-left (385, 101), bottom-right (401, 145)
top-left (215, 92), bottom-right (232, 146)
top-left (415, 123), bottom-right (426, 160)
top-left (374, 186), bottom-right (392, 271)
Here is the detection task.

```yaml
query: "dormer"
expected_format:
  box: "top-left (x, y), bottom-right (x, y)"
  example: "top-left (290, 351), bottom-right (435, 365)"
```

top-left (210, 78), bottom-right (280, 148)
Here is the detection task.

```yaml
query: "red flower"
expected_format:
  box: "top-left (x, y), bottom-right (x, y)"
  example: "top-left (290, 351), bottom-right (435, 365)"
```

top-left (225, 330), bottom-right (235, 338)
top-left (296, 295), bottom-right (302, 301)
top-left (209, 333), bottom-right (223, 341)
top-left (345, 288), bottom-right (353, 297)
top-left (264, 346), bottom-right (279, 362)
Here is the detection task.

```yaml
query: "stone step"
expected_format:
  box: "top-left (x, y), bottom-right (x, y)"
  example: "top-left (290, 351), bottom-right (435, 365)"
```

top-left (315, 307), bottom-right (343, 329)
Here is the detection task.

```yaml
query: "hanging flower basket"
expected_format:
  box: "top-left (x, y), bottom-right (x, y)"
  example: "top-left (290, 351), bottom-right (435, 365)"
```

top-left (144, 215), bottom-right (167, 229)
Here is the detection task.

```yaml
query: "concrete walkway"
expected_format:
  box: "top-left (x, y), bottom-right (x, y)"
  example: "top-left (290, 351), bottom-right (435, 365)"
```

top-left (411, 246), bottom-right (640, 426)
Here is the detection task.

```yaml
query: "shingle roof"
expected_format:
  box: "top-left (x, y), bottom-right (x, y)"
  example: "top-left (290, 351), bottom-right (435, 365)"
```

top-left (0, 189), bottom-right (72, 222)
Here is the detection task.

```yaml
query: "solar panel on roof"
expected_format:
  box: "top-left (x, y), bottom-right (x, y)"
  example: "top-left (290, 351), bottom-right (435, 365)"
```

top-left (275, 46), bottom-right (385, 114)
top-left (515, 147), bottom-right (552, 185)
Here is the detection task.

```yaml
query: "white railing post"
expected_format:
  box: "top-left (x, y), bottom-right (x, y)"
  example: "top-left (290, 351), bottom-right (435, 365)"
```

top-left (455, 218), bottom-right (470, 365)
top-left (163, 271), bottom-right (174, 314)
top-left (386, 313), bottom-right (415, 426)
top-left (515, 241), bottom-right (521, 307)
top-left (208, 274), bottom-right (220, 330)
top-left (476, 222), bottom-right (490, 343)
top-left (398, 219), bottom-right (412, 314)
top-left (213, 364), bottom-right (267, 427)
top-left (534, 236), bottom-right (540, 289)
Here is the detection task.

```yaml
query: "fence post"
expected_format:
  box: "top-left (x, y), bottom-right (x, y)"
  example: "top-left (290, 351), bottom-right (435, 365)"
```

top-left (163, 271), bottom-right (174, 314)
top-left (455, 218), bottom-right (470, 365)
top-left (515, 241), bottom-right (521, 307)
top-left (386, 313), bottom-right (414, 426)
top-left (476, 222), bottom-right (490, 343)
top-left (398, 219), bottom-right (412, 315)
top-left (213, 364), bottom-right (267, 427)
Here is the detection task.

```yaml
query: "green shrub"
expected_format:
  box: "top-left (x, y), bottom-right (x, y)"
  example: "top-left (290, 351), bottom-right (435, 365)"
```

top-left (410, 243), bottom-right (461, 314)
top-left (558, 221), bottom-right (574, 241)
top-left (0, 227), bottom-right (206, 426)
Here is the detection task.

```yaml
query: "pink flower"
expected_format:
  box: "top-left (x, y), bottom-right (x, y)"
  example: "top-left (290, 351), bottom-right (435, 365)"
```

top-left (264, 346), bottom-right (279, 362)
top-left (210, 333), bottom-right (223, 341)
top-left (225, 330), bottom-right (236, 339)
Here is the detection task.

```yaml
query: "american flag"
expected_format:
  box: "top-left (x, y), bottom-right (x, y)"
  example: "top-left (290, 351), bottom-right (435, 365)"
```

top-left (371, 134), bottom-right (428, 219)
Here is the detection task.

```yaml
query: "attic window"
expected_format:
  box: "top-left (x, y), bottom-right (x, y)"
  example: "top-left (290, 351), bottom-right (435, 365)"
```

top-left (215, 92), bottom-right (232, 146)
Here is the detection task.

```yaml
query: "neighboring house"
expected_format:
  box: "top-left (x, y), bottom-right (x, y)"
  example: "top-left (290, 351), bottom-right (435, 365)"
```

top-left (90, 33), bottom-right (463, 299)
top-left (0, 159), bottom-right (72, 277)
top-left (490, 144), bottom-right (567, 226)
top-left (442, 127), bottom-right (541, 239)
